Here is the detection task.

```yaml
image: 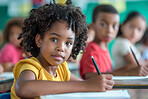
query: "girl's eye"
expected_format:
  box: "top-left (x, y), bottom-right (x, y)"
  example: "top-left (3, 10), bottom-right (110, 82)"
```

top-left (138, 28), bottom-right (142, 32)
top-left (113, 24), bottom-right (118, 29)
top-left (50, 38), bottom-right (57, 43)
top-left (66, 41), bottom-right (72, 46)
top-left (101, 23), bottom-right (107, 27)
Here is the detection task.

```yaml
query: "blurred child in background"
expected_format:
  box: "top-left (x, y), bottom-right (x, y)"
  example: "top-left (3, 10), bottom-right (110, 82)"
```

top-left (137, 28), bottom-right (148, 61)
top-left (0, 18), bottom-right (24, 72)
top-left (80, 4), bottom-right (120, 79)
top-left (112, 11), bottom-right (148, 76)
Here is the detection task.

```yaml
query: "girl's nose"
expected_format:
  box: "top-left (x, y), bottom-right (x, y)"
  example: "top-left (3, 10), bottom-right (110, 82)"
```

top-left (56, 43), bottom-right (64, 52)
top-left (107, 26), bottom-right (113, 34)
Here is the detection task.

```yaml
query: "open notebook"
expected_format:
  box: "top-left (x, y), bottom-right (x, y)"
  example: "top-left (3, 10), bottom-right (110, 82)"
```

top-left (113, 76), bottom-right (148, 81)
top-left (40, 90), bottom-right (130, 99)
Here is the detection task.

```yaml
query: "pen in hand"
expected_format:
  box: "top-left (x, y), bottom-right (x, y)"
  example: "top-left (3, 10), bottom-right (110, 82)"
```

top-left (91, 56), bottom-right (101, 75)
top-left (130, 46), bottom-right (140, 66)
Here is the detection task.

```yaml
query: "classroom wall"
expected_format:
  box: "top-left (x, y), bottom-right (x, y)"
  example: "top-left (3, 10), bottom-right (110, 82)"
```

top-left (0, 6), bottom-right (11, 31)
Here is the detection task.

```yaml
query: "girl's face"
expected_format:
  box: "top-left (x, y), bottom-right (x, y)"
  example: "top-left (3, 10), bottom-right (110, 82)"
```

top-left (94, 12), bottom-right (119, 43)
top-left (121, 17), bottom-right (147, 44)
top-left (9, 25), bottom-right (22, 47)
top-left (37, 21), bottom-right (75, 66)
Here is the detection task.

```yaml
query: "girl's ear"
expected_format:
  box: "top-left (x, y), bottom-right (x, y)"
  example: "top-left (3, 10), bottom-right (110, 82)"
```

top-left (35, 34), bottom-right (42, 48)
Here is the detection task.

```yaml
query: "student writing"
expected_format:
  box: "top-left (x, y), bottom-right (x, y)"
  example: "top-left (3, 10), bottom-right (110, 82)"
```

top-left (11, 1), bottom-right (114, 99)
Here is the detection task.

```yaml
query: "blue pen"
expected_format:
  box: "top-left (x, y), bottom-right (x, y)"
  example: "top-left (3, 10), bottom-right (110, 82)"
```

top-left (91, 56), bottom-right (101, 75)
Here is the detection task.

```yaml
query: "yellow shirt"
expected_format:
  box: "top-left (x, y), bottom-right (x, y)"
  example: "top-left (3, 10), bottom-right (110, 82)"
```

top-left (11, 57), bottom-right (71, 99)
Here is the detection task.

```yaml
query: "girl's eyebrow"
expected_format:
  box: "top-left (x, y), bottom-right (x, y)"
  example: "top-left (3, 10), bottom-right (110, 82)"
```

top-left (49, 33), bottom-right (61, 37)
top-left (49, 32), bottom-right (74, 40)
top-left (67, 37), bottom-right (74, 40)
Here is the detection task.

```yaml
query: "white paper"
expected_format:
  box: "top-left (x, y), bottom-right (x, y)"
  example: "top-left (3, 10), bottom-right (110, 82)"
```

top-left (41, 90), bottom-right (130, 99)
top-left (113, 76), bottom-right (148, 81)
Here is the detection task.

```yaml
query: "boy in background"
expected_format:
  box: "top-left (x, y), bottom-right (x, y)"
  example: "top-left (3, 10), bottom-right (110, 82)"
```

top-left (80, 4), bottom-right (120, 79)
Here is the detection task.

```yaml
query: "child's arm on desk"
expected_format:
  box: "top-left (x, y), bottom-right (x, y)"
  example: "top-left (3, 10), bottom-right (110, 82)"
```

top-left (111, 51), bottom-right (148, 76)
top-left (15, 70), bottom-right (114, 98)
top-left (84, 64), bottom-right (148, 79)
top-left (111, 62), bottom-right (148, 76)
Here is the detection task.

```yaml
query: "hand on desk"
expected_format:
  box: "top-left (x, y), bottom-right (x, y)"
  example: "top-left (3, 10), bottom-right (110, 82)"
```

top-left (84, 74), bottom-right (115, 92)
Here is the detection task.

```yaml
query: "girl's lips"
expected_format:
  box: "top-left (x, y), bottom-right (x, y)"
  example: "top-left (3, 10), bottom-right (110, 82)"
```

top-left (52, 55), bottom-right (63, 61)
top-left (104, 36), bottom-right (112, 41)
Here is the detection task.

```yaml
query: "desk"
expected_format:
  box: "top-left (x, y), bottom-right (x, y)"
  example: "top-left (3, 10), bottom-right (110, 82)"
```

top-left (128, 89), bottom-right (148, 99)
top-left (0, 72), bottom-right (14, 92)
top-left (112, 76), bottom-right (148, 99)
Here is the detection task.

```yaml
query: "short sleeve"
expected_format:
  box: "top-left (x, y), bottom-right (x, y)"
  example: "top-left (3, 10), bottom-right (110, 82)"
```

top-left (19, 63), bottom-right (39, 79)
top-left (117, 39), bottom-right (131, 56)
top-left (63, 63), bottom-right (71, 81)
top-left (58, 61), bottom-right (71, 81)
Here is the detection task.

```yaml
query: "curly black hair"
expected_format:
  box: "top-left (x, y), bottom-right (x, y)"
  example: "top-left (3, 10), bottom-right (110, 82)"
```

top-left (18, 0), bottom-right (88, 59)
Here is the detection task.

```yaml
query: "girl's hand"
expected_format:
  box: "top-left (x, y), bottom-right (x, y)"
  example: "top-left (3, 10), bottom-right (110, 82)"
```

top-left (140, 63), bottom-right (148, 76)
top-left (84, 74), bottom-right (114, 92)
top-left (126, 65), bottom-right (148, 76)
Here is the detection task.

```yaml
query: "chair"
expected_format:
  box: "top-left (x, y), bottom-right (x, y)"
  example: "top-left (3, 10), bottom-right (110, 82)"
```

top-left (0, 93), bottom-right (10, 99)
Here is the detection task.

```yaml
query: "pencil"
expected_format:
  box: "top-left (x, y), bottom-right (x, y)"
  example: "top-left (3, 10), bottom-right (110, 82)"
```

top-left (91, 56), bottom-right (101, 75)
top-left (130, 46), bottom-right (140, 66)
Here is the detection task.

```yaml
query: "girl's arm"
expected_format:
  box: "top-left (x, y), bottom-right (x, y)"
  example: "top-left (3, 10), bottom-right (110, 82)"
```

top-left (111, 52), bottom-right (148, 76)
top-left (15, 70), bottom-right (114, 98)
top-left (124, 52), bottom-right (139, 67)
top-left (70, 72), bottom-right (82, 81)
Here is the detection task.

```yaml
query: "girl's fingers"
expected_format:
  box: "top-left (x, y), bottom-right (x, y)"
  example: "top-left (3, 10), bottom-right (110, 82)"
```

top-left (105, 83), bottom-right (114, 90)
top-left (104, 74), bottom-right (113, 80)
top-left (106, 79), bottom-right (115, 86)
top-left (141, 68), bottom-right (148, 76)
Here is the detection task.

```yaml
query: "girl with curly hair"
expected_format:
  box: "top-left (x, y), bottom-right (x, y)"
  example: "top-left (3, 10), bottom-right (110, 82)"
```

top-left (11, 0), bottom-right (114, 98)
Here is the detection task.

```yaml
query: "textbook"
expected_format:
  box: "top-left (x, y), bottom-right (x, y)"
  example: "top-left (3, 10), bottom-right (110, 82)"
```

top-left (40, 90), bottom-right (130, 99)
